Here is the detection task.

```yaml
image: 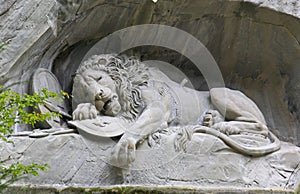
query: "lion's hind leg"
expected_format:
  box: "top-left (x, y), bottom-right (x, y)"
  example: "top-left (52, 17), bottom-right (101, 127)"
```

top-left (208, 87), bottom-right (268, 136)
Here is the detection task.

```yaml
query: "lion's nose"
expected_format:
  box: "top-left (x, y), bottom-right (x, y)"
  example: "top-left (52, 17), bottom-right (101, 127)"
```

top-left (95, 87), bottom-right (112, 101)
top-left (99, 89), bottom-right (104, 96)
top-left (95, 90), bottom-right (104, 100)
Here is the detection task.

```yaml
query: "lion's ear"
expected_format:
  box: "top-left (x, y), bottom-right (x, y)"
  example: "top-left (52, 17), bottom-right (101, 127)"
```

top-left (74, 74), bottom-right (88, 85)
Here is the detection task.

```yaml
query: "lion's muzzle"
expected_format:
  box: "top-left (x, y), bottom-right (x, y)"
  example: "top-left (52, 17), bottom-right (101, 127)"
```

top-left (95, 87), bottom-right (113, 102)
top-left (94, 87), bottom-right (121, 116)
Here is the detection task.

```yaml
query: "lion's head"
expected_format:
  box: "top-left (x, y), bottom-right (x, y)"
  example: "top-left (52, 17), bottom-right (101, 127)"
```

top-left (72, 54), bottom-right (149, 120)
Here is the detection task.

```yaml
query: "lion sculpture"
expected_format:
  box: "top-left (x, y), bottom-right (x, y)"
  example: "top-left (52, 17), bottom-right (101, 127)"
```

top-left (72, 54), bottom-right (280, 167)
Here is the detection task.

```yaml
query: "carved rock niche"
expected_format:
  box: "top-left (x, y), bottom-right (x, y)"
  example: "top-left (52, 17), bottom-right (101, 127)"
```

top-left (0, 0), bottom-right (300, 193)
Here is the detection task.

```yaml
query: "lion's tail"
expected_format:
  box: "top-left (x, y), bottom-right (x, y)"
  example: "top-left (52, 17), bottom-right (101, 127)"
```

top-left (175, 125), bottom-right (281, 157)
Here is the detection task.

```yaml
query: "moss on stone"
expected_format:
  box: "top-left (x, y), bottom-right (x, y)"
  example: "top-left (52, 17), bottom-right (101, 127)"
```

top-left (3, 185), bottom-right (296, 194)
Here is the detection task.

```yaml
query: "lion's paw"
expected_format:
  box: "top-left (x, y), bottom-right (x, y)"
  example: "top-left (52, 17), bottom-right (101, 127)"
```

top-left (72, 103), bottom-right (98, 120)
top-left (212, 122), bottom-right (241, 135)
top-left (111, 137), bottom-right (136, 167)
top-left (203, 110), bottom-right (224, 127)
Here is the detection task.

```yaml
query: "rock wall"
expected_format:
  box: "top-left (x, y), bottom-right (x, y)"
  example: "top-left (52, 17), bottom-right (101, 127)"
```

top-left (247, 0), bottom-right (300, 18)
top-left (1, 133), bottom-right (299, 190)
top-left (0, 0), bottom-right (300, 145)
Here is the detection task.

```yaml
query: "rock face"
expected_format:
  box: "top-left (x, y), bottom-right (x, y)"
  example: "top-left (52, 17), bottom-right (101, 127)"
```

top-left (0, 0), bottom-right (300, 146)
top-left (247, 0), bottom-right (300, 18)
top-left (1, 133), bottom-right (299, 190)
top-left (0, 0), bottom-right (300, 191)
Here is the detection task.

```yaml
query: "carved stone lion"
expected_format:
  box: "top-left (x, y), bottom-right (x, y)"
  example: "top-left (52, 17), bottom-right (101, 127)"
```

top-left (72, 54), bottom-right (280, 167)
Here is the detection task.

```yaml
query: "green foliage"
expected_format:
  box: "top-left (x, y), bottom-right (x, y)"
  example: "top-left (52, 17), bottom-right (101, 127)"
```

top-left (0, 162), bottom-right (49, 191)
top-left (0, 39), bottom-right (69, 192)
top-left (0, 87), bottom-right (61, 142)
top-left (0, 40), bottom-right (10, 51)
top-left (0, 85), bottom-right (66, 192)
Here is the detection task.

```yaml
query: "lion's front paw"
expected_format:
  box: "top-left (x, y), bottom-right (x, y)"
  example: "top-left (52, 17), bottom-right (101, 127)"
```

top-left (111, 137), bottom-right (136, 167)
top-left (72, 103), bottom-right (98, 120)
top-left (203, 110), bottom-right (224, 127)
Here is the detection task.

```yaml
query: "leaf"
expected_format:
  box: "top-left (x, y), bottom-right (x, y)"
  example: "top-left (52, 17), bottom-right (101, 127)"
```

top-left (0, 85), bottom-right (68, 192)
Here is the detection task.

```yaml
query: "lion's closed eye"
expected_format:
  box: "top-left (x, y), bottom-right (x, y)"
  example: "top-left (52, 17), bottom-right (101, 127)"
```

top-left (83, 75), bottom-right (95, 83)
top-left (86, 75), bottom-right (102, 82)
top-left (96, 76), bottom-right (102, 82)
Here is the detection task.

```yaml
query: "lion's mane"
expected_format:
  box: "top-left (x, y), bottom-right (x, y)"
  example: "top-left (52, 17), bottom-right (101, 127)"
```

top-left (75, 54), bottom-right (149, 120)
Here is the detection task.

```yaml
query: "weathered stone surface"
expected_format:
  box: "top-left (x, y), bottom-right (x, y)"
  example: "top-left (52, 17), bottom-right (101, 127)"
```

top-left (0, 0), bottom-right (300, 146)
top-left (0, 0), bottom-right (55, 87)
top-left (0, 0), bottom-right (300, 191)
top-left (246, 0), bottom-right (300, 18)
top-left (1, 133), bottom-right (299, 190)
top-left (3, 185), bottom-right (296, 194)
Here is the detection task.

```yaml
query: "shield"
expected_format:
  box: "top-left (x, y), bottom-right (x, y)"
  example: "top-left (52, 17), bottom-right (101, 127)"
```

top-left (68, 116), bottom-right (130, 137)
top-left (31, 68), bottom-right (69, 128)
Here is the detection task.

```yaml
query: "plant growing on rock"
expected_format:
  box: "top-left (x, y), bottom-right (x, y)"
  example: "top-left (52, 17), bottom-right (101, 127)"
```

top-left (0, 41), bottom-right (65, 191)
top-left (0, 86), bottom-right (64, 191)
